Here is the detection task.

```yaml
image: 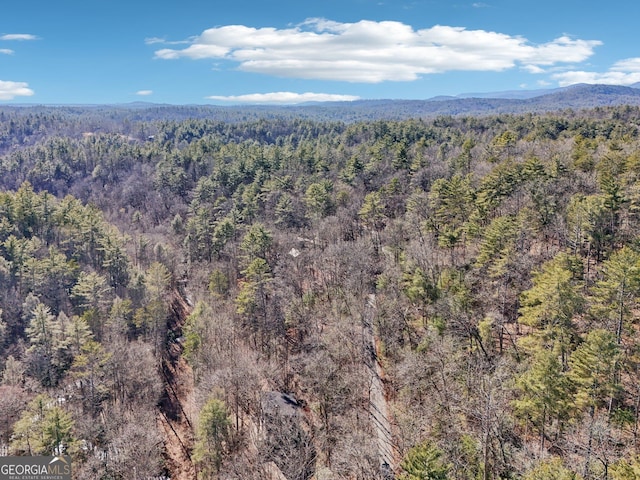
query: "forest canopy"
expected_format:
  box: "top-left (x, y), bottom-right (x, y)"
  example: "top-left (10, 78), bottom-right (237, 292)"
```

top-left (2, 104), bottom-right (640, 479)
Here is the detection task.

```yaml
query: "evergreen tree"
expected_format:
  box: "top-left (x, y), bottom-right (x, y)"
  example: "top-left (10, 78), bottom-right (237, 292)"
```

top-left (193, 398), bottom-right (231, 476)
top-left (591, 247), bottom-right (640, 344)
top-left (400, 440), bottom-right (450, 480)
top-left (11, 394), bottom-right (76, 456)
top-left (25, 302), bottom-right (68, 386)
top-left (513, 348), bottom-right (572, 452)
top-left (523, 457), bottom-right (582, 480)
top-left (519, 253), bottom-right (583, 365)
top-left (569, 329), bottom-right (620, 414)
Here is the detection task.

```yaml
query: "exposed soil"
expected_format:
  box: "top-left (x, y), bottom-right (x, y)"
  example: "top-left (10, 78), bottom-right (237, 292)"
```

top-left (157, 290), bottom-right (197, 480)
top-left (364, 294), bottom-right (399, 476)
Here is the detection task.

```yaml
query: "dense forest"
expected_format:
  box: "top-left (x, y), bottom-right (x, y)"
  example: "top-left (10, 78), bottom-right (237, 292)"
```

top-left (3, 104), bottom-right (640, 479)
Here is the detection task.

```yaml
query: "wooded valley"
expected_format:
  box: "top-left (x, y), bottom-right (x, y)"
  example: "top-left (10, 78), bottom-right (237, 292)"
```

top-left (3, 104), bottom-right (640, 479)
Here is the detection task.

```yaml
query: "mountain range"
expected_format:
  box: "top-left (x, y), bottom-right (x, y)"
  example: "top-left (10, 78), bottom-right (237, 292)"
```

top-left (5, 83), bottom-right (640, 122)
top-left (330, 83), bottom-right (640, 119)
top-left (439, 82), bottom-right (640, 101)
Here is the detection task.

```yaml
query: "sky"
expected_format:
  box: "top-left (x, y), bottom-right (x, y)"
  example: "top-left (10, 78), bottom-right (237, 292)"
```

top-left (2, 0), bottom-right (640, 105)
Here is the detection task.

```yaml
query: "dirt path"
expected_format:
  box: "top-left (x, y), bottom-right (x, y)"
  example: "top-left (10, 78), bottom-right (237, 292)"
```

top-left (364, 294), bottom-right (399, 477)
top-left (157, 290), bottom-right (197, 480)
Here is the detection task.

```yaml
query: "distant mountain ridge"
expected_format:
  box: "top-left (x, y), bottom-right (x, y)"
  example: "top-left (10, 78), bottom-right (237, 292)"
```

top-left (5, 83), bottom-right (640, 122)
top-left (448, 82), bottom-right (640, 100)
top-left (451, 86), bottom-right (564, 100)
top-left (325, 84), bottom-right (640, 119)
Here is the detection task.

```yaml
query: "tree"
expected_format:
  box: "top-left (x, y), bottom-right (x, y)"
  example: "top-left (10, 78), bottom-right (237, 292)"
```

top-left (569, 329), bottom-right (620, 413)
top-left (400, 439), bottom-right (450, 480)
top-left (64, 314), bottom-right (93, 356)
top-left (427, 174), bottom-right (474, 249)
top-left (72, 271), bottom-right (109, 313)
top-left (71, 271), bottom-right (110, 338)
top-left (475, 215), bottom-right (518, 268)
top-left (0, 385), bottom-right (28, 445)
top-left (566, 194), bottom-right (610, 263)
top-left (235, 258), bottom-right (275, 351)
top-left (184, 206), bottom-right (215, 262)
top-left (1, 355), bottom-right (25, 387)
top-left (11, 394), bottom-right (77, 456)
top-left (99, 405), bottom-right (164, 480)
top-left (304, 180), bottom-right (335, 219)
top-left (212, 217), bottom-right (236, 257)
top-left (513, 348), bottom-right (572, 452)
top-left (359, 191), bottom-right (387, 253)
top-left (208, 268), bottom-right (230, 298)
top-left (402, 266), bottom-right (439, 323)
top-left (523, 457), bottom-right (582, 480)
top-left (274, 192), bottom-right (303, 228)
top-left (12, 182), bottom-right (42, 238)
top-left (490, 130), bottom-right (517, 159)
top-left (71, 340), bottom-right (112, 414)
top-left (598, 169), bottom-right (626, 247)
top-left (610, 456), bottom-right (640, 479)
top-left (0, 308), bottom-right (6, 354)
top-left (359, 191), bottom-right (387, 232)
top-left (193, 398), bottom-right (231, 476)
top-left (134, 261), bottom-right (171, 356)
top-left (591, 247), bottom-right (640, 344)
top-left (106, 296), bottom-right (133, 340)
top-left (239, 223), bottom-right (272, 262)
top-left (99, 226), bottom-right (130, 293)
top-left (568, 329), bottom-right (620, 477)
top-left (22, 246), bottom-right (77, 312)
top-left (25, 302), bottom-right (69, 386)
top-left (519, 253), bottom-right (583, 365)
top-left (182, 300), bottom-right (207, 373)
top-left (261, 411), bottom-right (316, 480)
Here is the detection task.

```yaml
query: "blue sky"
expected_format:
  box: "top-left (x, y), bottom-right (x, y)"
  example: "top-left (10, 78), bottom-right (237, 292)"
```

top-left (2, 0), bottom-right (640, 104)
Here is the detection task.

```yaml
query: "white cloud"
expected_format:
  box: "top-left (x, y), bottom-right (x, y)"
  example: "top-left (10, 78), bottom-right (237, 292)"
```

top-left (206, 91), bottom-right (360, 104)
top-left (522, 65), bottom-right (545, 74)
top-left (611, 58), bottom-right (640, 72)
top-left (553, 57), bottom-right (640, 86)
top-left (145, 37), bottom-right (192, 45)
top-left (0, 34), bottom-right (38, 41)
top-left (154, 18), bottom-right (600, 83)
top-left (0, 49), bottom-right (14, 55)
top-left (145, 37), bottom-right (166, 45)
top-left (136, 90), bottom-right (153, 96)
top-left (0, 80), bottom-right (34, 100)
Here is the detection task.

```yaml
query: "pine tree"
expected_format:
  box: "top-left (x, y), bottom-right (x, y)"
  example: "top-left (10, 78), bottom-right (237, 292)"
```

top-left (513, 348), bottom-right (572, 452)
top-left (193, 398), bottom-right (231, 476)
top-left (25, 302), bottom-right (68, 386)
top-left (11, 394), bottom-right (76, 456)
top-left (519, 252), bottom-right (583, 365)
top-left (568, 329), bottom-right (620, 476)
top-left (400, 439), bottom-right (450, 480)
top-left (591, 247), bottom-right (640, 344)
top-left (569, 329), bottom-right (620, 413)
top-left (523, 457), bottom-right (582, 480)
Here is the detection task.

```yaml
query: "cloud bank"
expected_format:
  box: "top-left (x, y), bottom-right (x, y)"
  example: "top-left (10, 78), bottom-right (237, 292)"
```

top-left (0, 80), bottom-right (34, 100)
top-left (155, 18), bottom-right (600, 83)
top-left (0, 34), bottom-right (38, 41)
top-left (206, 92), bottom-right (360, 104)
top-left (136, 90), bottom-right (153, 96)
top-left (553, 58), bottom-right (640, 86)
top-left (0, 49), bottom-right (13, 55)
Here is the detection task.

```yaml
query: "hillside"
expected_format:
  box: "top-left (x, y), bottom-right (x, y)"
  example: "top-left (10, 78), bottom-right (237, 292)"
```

top-left (3, 104), bottom-right (640, 479)
top-left (5, 84), bottom-right (640, 124)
